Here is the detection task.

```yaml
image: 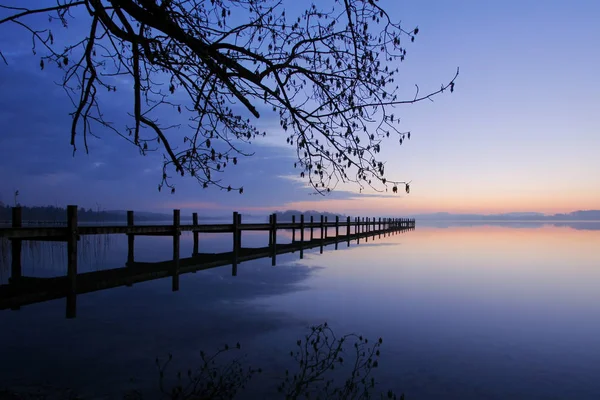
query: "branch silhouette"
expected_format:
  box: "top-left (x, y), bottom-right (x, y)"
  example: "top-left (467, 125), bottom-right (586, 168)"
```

top-left (1, 0), bottom-right (458, 195)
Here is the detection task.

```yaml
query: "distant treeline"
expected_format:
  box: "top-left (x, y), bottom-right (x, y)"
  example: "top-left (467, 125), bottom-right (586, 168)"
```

top-left (0, 204), bottom-right (124, 222)
top-left (0, 203), bottom-right (177, 222)
top-left (275, 210), bottom-right (346, 222)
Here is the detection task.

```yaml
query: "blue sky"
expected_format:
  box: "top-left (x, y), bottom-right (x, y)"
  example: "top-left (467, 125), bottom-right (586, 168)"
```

top-left (0, 0), bottom-right (598, 216)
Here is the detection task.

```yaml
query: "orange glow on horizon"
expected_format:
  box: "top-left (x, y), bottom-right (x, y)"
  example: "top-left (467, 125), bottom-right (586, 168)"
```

top-left (163, 189), bottom-right (600, 215)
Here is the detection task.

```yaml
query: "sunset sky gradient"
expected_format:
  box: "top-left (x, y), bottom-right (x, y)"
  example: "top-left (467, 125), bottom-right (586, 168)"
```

top-left (0, 0), bottom-right (598, 216)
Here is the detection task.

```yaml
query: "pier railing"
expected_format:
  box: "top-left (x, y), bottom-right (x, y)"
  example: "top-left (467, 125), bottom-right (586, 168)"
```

top-left (0, 206), bottom-right (415, 318)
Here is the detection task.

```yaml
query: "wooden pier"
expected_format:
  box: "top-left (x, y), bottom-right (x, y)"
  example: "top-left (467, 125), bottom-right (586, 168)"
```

top-left (0, 206), bottom-right (415, 318)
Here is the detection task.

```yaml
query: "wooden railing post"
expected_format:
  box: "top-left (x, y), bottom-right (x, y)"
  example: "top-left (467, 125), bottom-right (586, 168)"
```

top-left (373, 216), bottom-right (376, 238)
top-left (335, 216), bottom-right (339, 250)
top-left (324, 216), bottom-right (328, 239)
top-left (237, 213), bottom-right (242, 248)
top-left (192, 212), bottom-right (199, 256)
top-left (271, 213), bottom-right (277, 266)
top-left (126, 210), bottom-right (134, 286)
top-left (365, 217), bottom-right (369, 242)
top-left (310, 215), bottom-right (314, 241)
top-left (172, 209), bottom-right (180, 291)
top-left (300, 214), bottom-right (305, 259)
top-left (66, 205), bottom-right (78, 319)
top-left (346, 216), bottom-right (351, 247)
top-left (357, 217), bottom-right (360, 244)
top-left (10, 207), bottom-right (22, 286)
top-left (232, 211), bottom-right (239, 276)
top-left (127, 210), bottom-right (135, 264)
top-left (292, 215), bottom-right (296, 243)
top-left (378, 217), bottom-right (382, 238)
top-left (268, 214), bottom-right (273, 247)
top-left (320, 215), bottom-right (324, 254)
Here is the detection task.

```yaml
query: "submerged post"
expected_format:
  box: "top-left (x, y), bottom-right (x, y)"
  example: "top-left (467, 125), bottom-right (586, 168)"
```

top-left (172, 209), bottom-right (180, 291)
top-left (192, 212), bottom-right (199, 256)
top-left (232, 211), bottom-right (239, 276)
top-left (10, 207), bottom-right (22, 286)
top-left (300, 214), bottom-right (305, 259)
top-left (310, 215), bottom-right (314, 241)
top-left (292, 215), bottom-right (296, 243)
top-left (271, 213), bottom-right (277, 266)
top-left (66, 205), bottom-right (78, 319)
top-left (379, 217), bottom-right (382, 238)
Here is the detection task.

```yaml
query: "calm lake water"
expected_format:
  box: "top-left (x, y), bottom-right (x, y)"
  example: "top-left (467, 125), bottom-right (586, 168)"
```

top-left (1, 221), bottom-right (599, 399)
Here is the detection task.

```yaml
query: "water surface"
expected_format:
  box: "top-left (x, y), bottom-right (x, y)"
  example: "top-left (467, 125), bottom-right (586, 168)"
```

top-left (1, 222), bottom-right (599, 399)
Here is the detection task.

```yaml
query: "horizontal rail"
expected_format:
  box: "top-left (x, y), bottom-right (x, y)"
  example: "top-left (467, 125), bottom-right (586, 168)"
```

top-left (0, 220), bottom-right (415, 239)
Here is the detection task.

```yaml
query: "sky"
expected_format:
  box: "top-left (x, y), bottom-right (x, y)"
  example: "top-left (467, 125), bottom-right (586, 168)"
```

top-left (0, 0), bottom-right (598, 216)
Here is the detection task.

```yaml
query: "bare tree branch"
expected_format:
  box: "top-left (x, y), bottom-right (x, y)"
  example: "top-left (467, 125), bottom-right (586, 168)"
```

top-left (0, 0), bottom-right (459, 195)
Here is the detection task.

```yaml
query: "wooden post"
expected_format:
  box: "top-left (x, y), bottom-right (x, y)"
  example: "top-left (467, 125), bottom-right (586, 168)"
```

top-left (10, 207), bottom-right (22, 311)
top-left (125, 210), bottom-right (134, 287)
top-left (268, 214), bottom-right (273, 247)
top-left (379, 217), bottom-right (382, 238)
top-left (237, 213), bottom-right (242, 249)
top-left (10, 207), bottom-right (22, 285)
top-left (373, 217), bottom-right (377, 239)
top-left (310, 216), bottom-right (314, 241)
top-left (335, 216), bottom-right (339, 250)
top-left (356, 217), bottom-right (360, 244)
top-left (192, 212), bottom-right (199, 256)
top-left (300, 214), bottom-right (305, 259)
top-left (66, 205), bottom-right (78, 319)
top-left (292, 215), bottom-right (296, 243)
top-left (346, 216), bottom-right (351, 247)
top-left (271, 213), bottom-right (277, 266)
top-left (373, 216), bottom-right (376, 239)
top-left (320, 215), bottom-right (324, 254)
top-left (172, 209), bottom-right (180, 292)
top-left (232, 211), bottom-right (239, 276)
top-left (365, 217), bottom-right (369, 242)
top-left (127, 211), bottom-right (135, 267)
top-left (324, 216), bottom-right (328, 239)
